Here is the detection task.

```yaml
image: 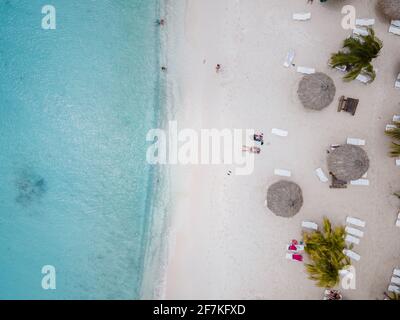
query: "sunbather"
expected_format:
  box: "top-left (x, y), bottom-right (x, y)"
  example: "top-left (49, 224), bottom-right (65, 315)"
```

top-left (253, 133), bottom-right (264, 145)
top-left (242, 146), bottom-right (261, 154)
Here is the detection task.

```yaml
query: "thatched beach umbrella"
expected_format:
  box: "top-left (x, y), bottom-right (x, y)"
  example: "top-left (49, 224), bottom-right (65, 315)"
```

top-left (327, 145), bottom-right (370, 182)
top-left (378, 0), bottom-right (400, 20)
top-left (267, 180), bottom-right (303, 218)
top-left (298, 72), bottom-right (336, 110)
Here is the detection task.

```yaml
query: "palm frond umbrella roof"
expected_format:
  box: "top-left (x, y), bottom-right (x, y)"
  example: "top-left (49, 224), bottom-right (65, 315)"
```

top-left (378, 0), bottom-right (400, 20)
top-left (298, 72), bottom-right (336, 111)
top-left (267, 180), bottom-right (303, 218)
top-left (327, 144), bottom-right (370, 182)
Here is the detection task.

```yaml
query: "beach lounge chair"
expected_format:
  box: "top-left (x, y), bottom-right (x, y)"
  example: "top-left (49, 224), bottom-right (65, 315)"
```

top-left (395, 74), bottom-right (400, 89)
top-left (345, 226), bottom-right (364, 238)
top-left (350, 179), bottom-right (370, 186)
top-left (292, 13), bottom-right (311, 21)
top-left (396, 159), bottom-right (400, 167)
top-left (392, 20), bottom-right (400, 27)
top-left (285, 253), bottom-right (303, 262)
top-left (391, 277), bottom-right (400, 286)
top-left (315, 168), bottom-right (328, 183)
top-left (356, 73), bottom-right (371, 84)
top-left (329, 173), bottom-right (347, 189)
top-left (346, 217), bottom-right (366, 228)
top-left (388, 285), bottom-right (400, 294)
top-left (389, 25), bottom-right (400, 36)
top-left (386, 124), bottom-right (397, 131)
top-left (396, 213), bottom-right (400, 227)
top-left (353, 27), bottom-right (369, 36)
top-left (335, 65), bottom-right (347, 72)
top-left (339, 269), bottom-right (352, 277)
top-left (356, 18), bottom-right (375, 26)
top-left (394, 268), bottom-right (400, 277)
top-left (393, 115), bottom-right (400, 122)
top-left (343, 249), bottom-right (361, 261)
top-left (274, 169), bottom-right (291, 177)
top-left (345, 234), bottom-right (360, 245)
top-left (302, 221), bottom-right (318, 231)
top-left (330, 144), bottom-right (340, 151)
top-left (337, 96), bottom-right (359, 116)
top-left (297, 66), bottom-right (315, 74)
top-left (271, 128), bottom-right (288, 137)
top-left (283, 50), bottom-right (295, 68)
top-left (347, 138), bottom-right (366, 146)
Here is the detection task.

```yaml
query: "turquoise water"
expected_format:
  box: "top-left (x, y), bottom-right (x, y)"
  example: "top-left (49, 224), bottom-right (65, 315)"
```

top-left (0, 0), bottom-right (161, 299)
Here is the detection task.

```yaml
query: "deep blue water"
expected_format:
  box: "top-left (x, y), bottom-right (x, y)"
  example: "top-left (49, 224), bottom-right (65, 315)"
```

top-left (0, 0), bottom-right (161, 299)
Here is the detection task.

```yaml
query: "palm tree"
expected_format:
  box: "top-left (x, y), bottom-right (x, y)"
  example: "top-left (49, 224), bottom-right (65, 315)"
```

top-left (303, 218), bottom-right (351, 288)
top-left (330, 28), bottom-right (383, 82)
top-left (385, 121), bottom-right (400, 157)
top-left (384, 291), bottom-right (400, 300)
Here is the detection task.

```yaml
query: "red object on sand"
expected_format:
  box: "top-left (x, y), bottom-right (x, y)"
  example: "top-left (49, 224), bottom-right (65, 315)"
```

top-left (293, 254), bottom-right (303, 262)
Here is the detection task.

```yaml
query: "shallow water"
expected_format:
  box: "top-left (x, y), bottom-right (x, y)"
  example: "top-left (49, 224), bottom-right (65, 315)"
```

top-left (0, 0), bottom-right (161, 299)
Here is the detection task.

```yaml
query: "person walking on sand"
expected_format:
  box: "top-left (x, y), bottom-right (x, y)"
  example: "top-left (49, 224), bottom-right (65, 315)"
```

top-left (157, 19), bottom-right (165, 26)
top-left (216, 64), bottom-right (221, 73)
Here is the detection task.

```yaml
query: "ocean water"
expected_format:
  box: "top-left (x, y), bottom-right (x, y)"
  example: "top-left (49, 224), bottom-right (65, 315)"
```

top-left (0, 0), bottom-right (161, 299)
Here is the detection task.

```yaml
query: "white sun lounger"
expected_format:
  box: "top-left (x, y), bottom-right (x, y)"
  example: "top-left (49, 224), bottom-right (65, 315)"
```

top-left (345, 226), bottom-right (364, 238)
top-left (393, 115), bottom-right (400, 122)
top-left (345, 235), bottom-right (360, 245)
top-left (335, 65), bottom-right (347, 72)
top-left (283, 50), bottom-right (295, 68)
top-left (347, 138), bottom-right (366, 146)
top-left (353, 27), bottom-right (369, 36)
top-left (389, 25), bottom-right (400, 35)
top-left (271, 128), bottom-right (288, 137)
top-left (274, 169), bottom-right (291, 177)
top-left (346, 217), bottom-right (366, 228)
top-left (293, 13), bottom-right (311, 21)
top-left (315, 168), bottom-right (328, 183)
top-left (387, 124), bottom-right (397, 131)
top-left (391, 277), bottom-right (400, 286)
top-left (356, 18), bottom-right (375, 26)
top-left (395, 74), bottom-right (400, 89)
top-left (302, 221), bottom-right (318, 230)
top-left (356, 73), bottom-right (372, 84)
top-left (297, 66), bottom-right (315, 74)
top-left (350, 179), bottom-right (370, 186)
top-left (392, 20), bottom-right (400, 27)
top-left (396, 213), bottom-right (400, 227)
top-left (343, 249), bottom-right (361, 261)
top-left (339, 269), bottom-right (353, 277)
top-left (393, 268), bottom-right (400, 277)
top-left (395, 159), bottom-right (400, 167)
top-left (285, 253), bottom-right (303, 262)
top-left (388, 285), bottom-right (400, 294)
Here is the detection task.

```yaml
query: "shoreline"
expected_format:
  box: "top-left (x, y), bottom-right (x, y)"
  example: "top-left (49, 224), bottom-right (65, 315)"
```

top-left (140, 0), bottom-right (185, 299)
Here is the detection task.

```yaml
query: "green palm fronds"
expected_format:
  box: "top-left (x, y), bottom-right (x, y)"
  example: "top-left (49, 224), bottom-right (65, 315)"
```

top-left (303, 218), bottom-right (351, 288)
top-left (384, 291), bottom-right (400, 300)
top-left (330, 28), bottom-right (383, 82)
top-left (385, 121), bottom-right (400, 157)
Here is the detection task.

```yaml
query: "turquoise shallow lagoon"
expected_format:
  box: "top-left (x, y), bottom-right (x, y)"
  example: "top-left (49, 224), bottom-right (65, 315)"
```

top-left (0, 0), bottom-right (161, 299)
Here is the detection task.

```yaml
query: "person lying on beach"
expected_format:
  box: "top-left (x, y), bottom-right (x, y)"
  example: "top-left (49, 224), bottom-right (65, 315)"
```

top-left (253, 133), bottom-right (264, 145)
top-left (242, 146), bottom-right (261, 154)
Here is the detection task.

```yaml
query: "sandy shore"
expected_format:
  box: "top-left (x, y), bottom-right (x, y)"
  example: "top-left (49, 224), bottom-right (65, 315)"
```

top-left (162, 0), bottom-right (400, 300)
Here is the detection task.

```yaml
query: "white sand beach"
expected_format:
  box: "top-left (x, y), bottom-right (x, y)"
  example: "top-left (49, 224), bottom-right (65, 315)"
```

top-left (162, 0), bottom-right (400, 300)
